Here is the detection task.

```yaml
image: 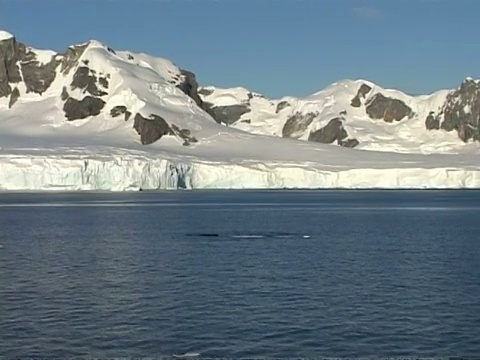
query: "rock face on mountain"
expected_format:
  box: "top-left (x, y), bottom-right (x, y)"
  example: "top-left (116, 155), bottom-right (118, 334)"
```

top-left (208, 104), bottom-right (251, 125)
top-left (276, 101), bottom-right (291, 113)
top-left (110, 105), bottom-right (132, 121)
top-left (439, 78), bottom-right (480, 142)
top-left (0, 34), bottom-right (62, 99)
top-left (308, 118), bottom-right (346, 144)
top-left (302, 112), bottom-right (359, 148)
top-left (177, 69), bottom-right (217, 121)
top-left (70, 66), bottom-right (109, 97)
top-left (365, 93), bottom-right (412, 122)
top-left (8, 87), bottom-right (20, 108)
top-left (351, 83), bottom-right (372, 107)
top-left (425, 111), bottom-right (440, 130)
top-left (171, 124), bottom-right (198, 146)
top-left (63, 97), bottom-right (106, 121)
top-left (19, 45), bottom-right (60, 95)
top-left (282, 112), bottom-right (317, 138)
top-left (308, 117), bottom-right (358, 148)
top-left (134, 113), bottom-right (172, 145)
top-left (0, 35), bottom-right (23, 97)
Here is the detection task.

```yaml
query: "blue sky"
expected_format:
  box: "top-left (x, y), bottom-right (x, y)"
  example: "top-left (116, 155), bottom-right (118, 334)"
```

top-left (2, 0), bottom-right (479, 98)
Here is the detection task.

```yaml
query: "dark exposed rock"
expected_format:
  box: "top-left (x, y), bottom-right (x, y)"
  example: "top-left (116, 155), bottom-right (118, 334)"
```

top-left (351, 83), bottom-right (372, 108)
top-left (60, 44), bottom-right (88, 74)
top-left (8, 87), bottom-right (20, 108)
top-left (177, 69), bottom-right (218, 121)
top-left (308, 118), bottom-right (348, 144)
top-left (198, 87), bottom-right (214, 96)
top-left (439, 78), bottom-right (480, 142)
top-left (1, 35), bottom-right (61, 97)
top-left (61, 86), bottom-right (69, 101)
top-left (98, 76), bottom-right (109, 89)
top-left (107, 47), bottom-right (116, 54)
top-left (177, 69), bottom-right (202, 107)
top-left (282, 112), bottom-right (317, 138)
top-left (171, 123), bottom-right (198, 145)
top-left (458, 123), bottom-right (477, 142)
top-left (339, 138), bottom-right (360, 148)
top-left (425, 111), bottom-right (440, 130)
top-left (0, 36), bottom-right (22, 97)
top-left (110, 105), bottom-right (131, 121)
top-left (340, 110), bottom-right (347, 116)
top-left (351, 96), bottom-right (361, 108)
top-left (209, 104), bottom-right (251, 125)
top-left (241, 119), bottom-right (251, 124)
top-left (71, 66), bottom-right (108, 97)
top-left (63, 96), bottom-right (106, 121)
top-left (127, 54), bottom-right (134, 60)
top-left (134, 113), bottom-right (172, 145)
top-left (18, 44), bottom-right (61, 95)
top-left (365, 93), bottom-right (412, 122)
top-left (276, 101), bottom-right (291, 114)
top-left (0, 82), bottom-right (11, 98)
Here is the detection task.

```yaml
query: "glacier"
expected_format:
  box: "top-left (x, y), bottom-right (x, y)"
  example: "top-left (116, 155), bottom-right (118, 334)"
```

top-left (1, 151), bottom-right (480, 191)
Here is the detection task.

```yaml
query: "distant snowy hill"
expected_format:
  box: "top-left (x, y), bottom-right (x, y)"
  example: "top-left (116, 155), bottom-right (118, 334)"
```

top-left (199, 79), bottom-right (480, 154)
top-left (1, 30), bottom-right (480, 190)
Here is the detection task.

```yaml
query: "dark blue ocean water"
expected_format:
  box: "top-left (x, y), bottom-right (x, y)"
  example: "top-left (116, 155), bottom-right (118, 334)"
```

top-left (1, 190), bottom-right (480, 358)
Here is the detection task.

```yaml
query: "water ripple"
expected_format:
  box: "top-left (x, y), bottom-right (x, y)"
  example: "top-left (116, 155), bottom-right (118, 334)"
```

top-left (1, 190), bottom-right (480, 357)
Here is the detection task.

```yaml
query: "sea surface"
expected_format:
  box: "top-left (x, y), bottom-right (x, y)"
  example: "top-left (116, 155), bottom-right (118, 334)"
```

top-left (0, 190), bottom-right (480, 358)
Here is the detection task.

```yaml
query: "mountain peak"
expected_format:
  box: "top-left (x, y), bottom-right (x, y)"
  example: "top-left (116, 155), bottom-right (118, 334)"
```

top-left (0, 30), bottom-right (14, 42)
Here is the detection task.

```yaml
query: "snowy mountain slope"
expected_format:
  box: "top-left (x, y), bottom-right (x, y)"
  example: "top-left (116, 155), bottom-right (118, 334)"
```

top-left (200, 79), bottom-right (480, 154)
top-left (1, 30), bottom-right (480, 191)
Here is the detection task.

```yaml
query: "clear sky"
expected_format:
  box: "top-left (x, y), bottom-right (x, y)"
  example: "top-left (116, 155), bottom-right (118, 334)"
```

top-left (2, 0), bottom-right (479, 98)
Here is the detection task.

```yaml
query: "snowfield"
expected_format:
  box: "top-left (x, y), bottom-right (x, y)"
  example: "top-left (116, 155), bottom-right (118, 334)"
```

top-left (1, 33), bottom-right (480, 191)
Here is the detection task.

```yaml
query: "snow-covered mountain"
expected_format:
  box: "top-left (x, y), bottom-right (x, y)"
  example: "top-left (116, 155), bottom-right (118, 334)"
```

top-left (199, 79), bottom-right (480, 154)
top-left (1, 30), bottom-right (480, 190)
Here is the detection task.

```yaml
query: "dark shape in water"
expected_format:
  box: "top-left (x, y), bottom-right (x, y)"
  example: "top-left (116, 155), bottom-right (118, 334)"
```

top-left (187, 233), bottom-right (220, 237)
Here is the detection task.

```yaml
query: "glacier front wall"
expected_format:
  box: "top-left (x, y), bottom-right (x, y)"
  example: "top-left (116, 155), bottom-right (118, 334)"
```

top-left (1, 155), bottom-right (480, 191)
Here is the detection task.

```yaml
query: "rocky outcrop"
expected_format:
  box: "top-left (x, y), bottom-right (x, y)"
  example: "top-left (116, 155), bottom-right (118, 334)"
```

top-left (308, 117), bottom-right (359, 148)
top-left (134, 113), bottom-right (172, 145)
top-left (365, 93), bottom-right (412, 122)
top-left (8, 87), bottom-right (20, 108)
top-left (439, 78), bottom-right (480, 142)
top-left (171, 124), bottom-right (198, 146)
top-left (60, 44), bottom-right (88, 74)
top-left (110, 105), bottom-right (131, 121)
top-left (177, 69), bottom-right (218, 121)
top-left (282, 112), bottom-right (317, 138)
top-left (208, 104), bottom-right (251, 125)
top-left (71, 66), bottom-right (108, 96)
top-left (177, 70), bottom-right (202, 106)
top-left (425, 111), bottom-right (440, 130)
top-left (0, 36), bottom-right (22, 97)
top-left (17, 45), bottom-right (61, 95)
top-left (198, 88), bottom-right (214, 97)
top-left (276, 101), bottom-right (291, 113)
top-left (61, 86), bottom-right (69, 101)
top-left (1, 34), bottom-right (62, 98)
top-left (351, 83), bottom-right (372, 108)
top-left (308, 118), bottom-right (347, 144)
top-left (339, 138), bottom-right (359, 148)
top-left (63, 96), bottom-right (106, 121)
